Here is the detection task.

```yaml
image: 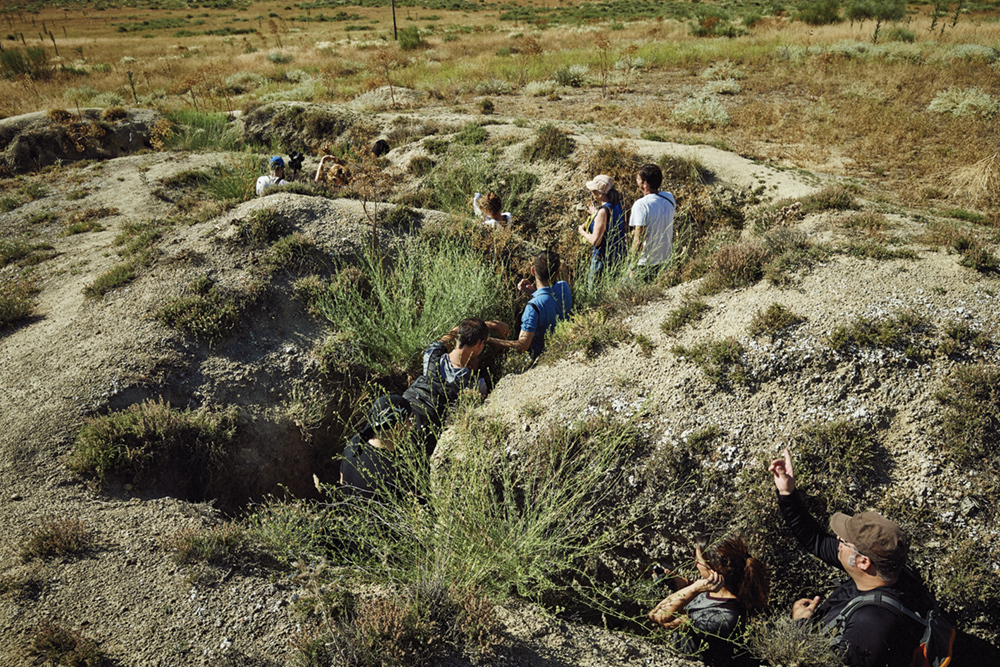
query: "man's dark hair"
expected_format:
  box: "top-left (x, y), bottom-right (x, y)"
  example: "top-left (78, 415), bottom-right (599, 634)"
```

top-left (456, 317), bottom-right (488, 348)
top-left (638, 163), bottom-right (663, 191)
top-left (533, 250), bottom-right (560, 284)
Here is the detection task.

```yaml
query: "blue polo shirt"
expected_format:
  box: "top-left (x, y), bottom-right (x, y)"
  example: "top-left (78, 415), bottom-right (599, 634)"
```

top-left (521, 281), bottom-right (572, 358)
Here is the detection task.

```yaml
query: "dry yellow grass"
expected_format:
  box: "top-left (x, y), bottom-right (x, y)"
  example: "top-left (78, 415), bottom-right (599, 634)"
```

top-left (0, 3), bottom-right (998, 208)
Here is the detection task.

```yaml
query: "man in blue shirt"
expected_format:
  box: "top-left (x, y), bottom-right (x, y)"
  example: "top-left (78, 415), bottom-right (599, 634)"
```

top-left (490, 250), bottom-right (572, 360)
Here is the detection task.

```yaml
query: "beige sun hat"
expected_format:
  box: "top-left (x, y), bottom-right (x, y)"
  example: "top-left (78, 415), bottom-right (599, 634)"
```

top-left (585, 174), bottom-right (614, 194)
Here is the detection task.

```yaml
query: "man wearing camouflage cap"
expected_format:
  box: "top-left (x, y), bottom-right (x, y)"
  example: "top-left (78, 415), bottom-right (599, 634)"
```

top-left (769, 449), bottom-right (934, 667)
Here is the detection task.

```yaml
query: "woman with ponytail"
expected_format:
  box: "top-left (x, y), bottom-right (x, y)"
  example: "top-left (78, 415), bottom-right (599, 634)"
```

top-left (649, 533), bottom-right (769, 666)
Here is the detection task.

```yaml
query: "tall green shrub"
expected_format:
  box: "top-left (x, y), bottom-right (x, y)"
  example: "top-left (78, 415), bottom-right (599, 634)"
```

top-left (316, 238), bottom-right (505, 376)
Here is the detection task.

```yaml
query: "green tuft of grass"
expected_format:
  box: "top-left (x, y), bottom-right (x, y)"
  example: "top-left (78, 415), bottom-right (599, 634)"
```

top-left (935, 363), bottom-right (1000, 464)
top-left (748, 303), bottom-right (805, 338)
top-left (942, 208), bottom-right (990, 226)
top-left (82, 263), bottom-right (135, 299)
top-left (68, 398), bottom-right (236, 491)
top-left (542, 308), bottom-right (633, 362)
top-left (454, 122), bottom-right (489, 146)
top-left (521, 123), bottom-right (575, 162)
top-left (0, 278), bottom-right (37, 329)
top-left (408, 155), bottom-right (435, 176)
top-left (828, 310), bottom-right (928, 353)
top-left (660, 299), bottom-right (710, 334)
top-left (658, 154), bottom-right (713, 186)
top-left (672, 337), bottom-right (749, 387)
top-left (842, 240), bottom-right (918, 261)
top-left (29, 620), bottom-right (104, 667)
top-left (840, 211), bottom-right (892, 233)
top-left (232, 207), bottom-right (289, 247)
top-left (156, 280), bottom-right (265, 347)
top-left (0, 239), bottom-right (57, 268)
top-left (938, 320), bottom-right (991, 356)
top-left (635, 333), bottom-right (654, 356)
top-left (748, 614), bottom-right (839, 667)
top-left (791, 420), bottom-right (881, 515)
top-left (264, 232), bottom-right (327, 275)
top-left (798, 185), bottom-right (858, 215)
top-left (164, 523), bottom-right (250, 566)
top-left (165, 110), bottom-right (240, 152)
top-left (699, 242), bottom-right (771, 295)
top-left (62, 206), bottom-right (118, 236)
top-left (20, 517), bottom-right (90, 562)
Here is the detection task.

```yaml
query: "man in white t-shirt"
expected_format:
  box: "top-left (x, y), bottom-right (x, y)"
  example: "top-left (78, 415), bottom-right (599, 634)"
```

top-left (255, 156), bottom-right (289, 196)
top-left (629, 163), bottom-right (677, 273)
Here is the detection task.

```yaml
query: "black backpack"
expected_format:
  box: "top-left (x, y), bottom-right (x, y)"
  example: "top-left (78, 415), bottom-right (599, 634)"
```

top-left (823, 588), bottom-right (955, 667)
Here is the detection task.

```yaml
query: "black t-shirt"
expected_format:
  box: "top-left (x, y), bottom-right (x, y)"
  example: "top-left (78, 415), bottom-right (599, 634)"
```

top-left (777, 492), bottom-right (928, 667)
top-left (340, 434), bottom-right (399, 501)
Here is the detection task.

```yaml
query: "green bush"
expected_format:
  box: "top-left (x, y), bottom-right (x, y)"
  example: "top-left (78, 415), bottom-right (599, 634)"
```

top-left (0, 47), bottom-right (50, 80)
top-left (661, 299), bottom-right (710, 334)
top-left (252, 412), bottom-right (644, 612)
top-left (68, 399), bottom-right (237, 491)
top-left (828, 310), bottom-right (928, 352)
top-left (790, 420), bottom-right (881, 514)
top-left (797, 0), bottom-right (842, 25)
top-left (521, 123), bottom-right (575, 162)
top-left (936, 363), bottom-right (1000, 464)
top-left (315, 238), bottom-right (505, 376)
top-left (232, 207), bottom-right (289, 246)
top-left (454, 122), bottom-right (489, 146)
top-left (156, 280), bottom-right (265, 347)
top-left (408, 155), bottom-right (435, 176)
top-left (422, 149), bottom-right (540, 222)
top-left (747, 303), bottom-right (805, 337)
top-left (672, 337), bottom-right (749, 387)
top-left (203, 154), bottom-right (259, 203)
top-left (398, 26), bottom-right (426, 50)
top-left (799, 185), bottom-right (858, 214)
top-left (542, 308), bottom-right (633, 361)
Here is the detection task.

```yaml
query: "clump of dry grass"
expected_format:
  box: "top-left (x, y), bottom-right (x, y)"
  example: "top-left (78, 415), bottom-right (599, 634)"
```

top-left (20, 517), bottom-right (90, 562)
top-left (950, 153), bottom-right (1000, 209)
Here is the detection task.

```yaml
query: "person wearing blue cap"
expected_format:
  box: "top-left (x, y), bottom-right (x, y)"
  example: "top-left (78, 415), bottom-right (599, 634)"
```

top-left (339, 395), bottom-right (412, 501)
top-left (256, 156), bottom-right (289, 196)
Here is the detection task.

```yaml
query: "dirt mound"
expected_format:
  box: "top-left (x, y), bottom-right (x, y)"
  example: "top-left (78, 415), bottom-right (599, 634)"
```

top-left (237, 102), bottom-right (365, 152)
top-left (0, 108), bottom-right (158, 175)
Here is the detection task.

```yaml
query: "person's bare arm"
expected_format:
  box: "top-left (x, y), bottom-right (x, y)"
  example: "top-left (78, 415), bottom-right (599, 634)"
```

top-left (578, 208), bottom-right (608, 247)
top-left (649, 572), bottom-right (724, 630)
top-left (315, 156), bottom-right (333, 182)
top-left (631, 224), bottom-right (645, 257)
top-left (488, 330), bottom-right (533, 353)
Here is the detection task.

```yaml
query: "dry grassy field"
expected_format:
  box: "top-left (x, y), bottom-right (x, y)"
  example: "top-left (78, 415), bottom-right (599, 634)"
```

top-left (1, 1), bottom-right (999, 208)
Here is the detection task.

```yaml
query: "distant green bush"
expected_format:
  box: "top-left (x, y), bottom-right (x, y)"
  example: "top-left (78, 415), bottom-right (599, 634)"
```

top-left (522, 123), bottom-right (575, 162)
top-left (0, 47), bottom-right (50, 80)
top-left (398, 26), bottom-right (427, 50)
top-left (797, 0), bottom-right (842, 25)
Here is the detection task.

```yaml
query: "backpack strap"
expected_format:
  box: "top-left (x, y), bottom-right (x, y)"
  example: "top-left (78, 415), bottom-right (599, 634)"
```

top-left (655, 192), bottom-right (676, 207)
top-left (823, 590), bottom-right (928, 636)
